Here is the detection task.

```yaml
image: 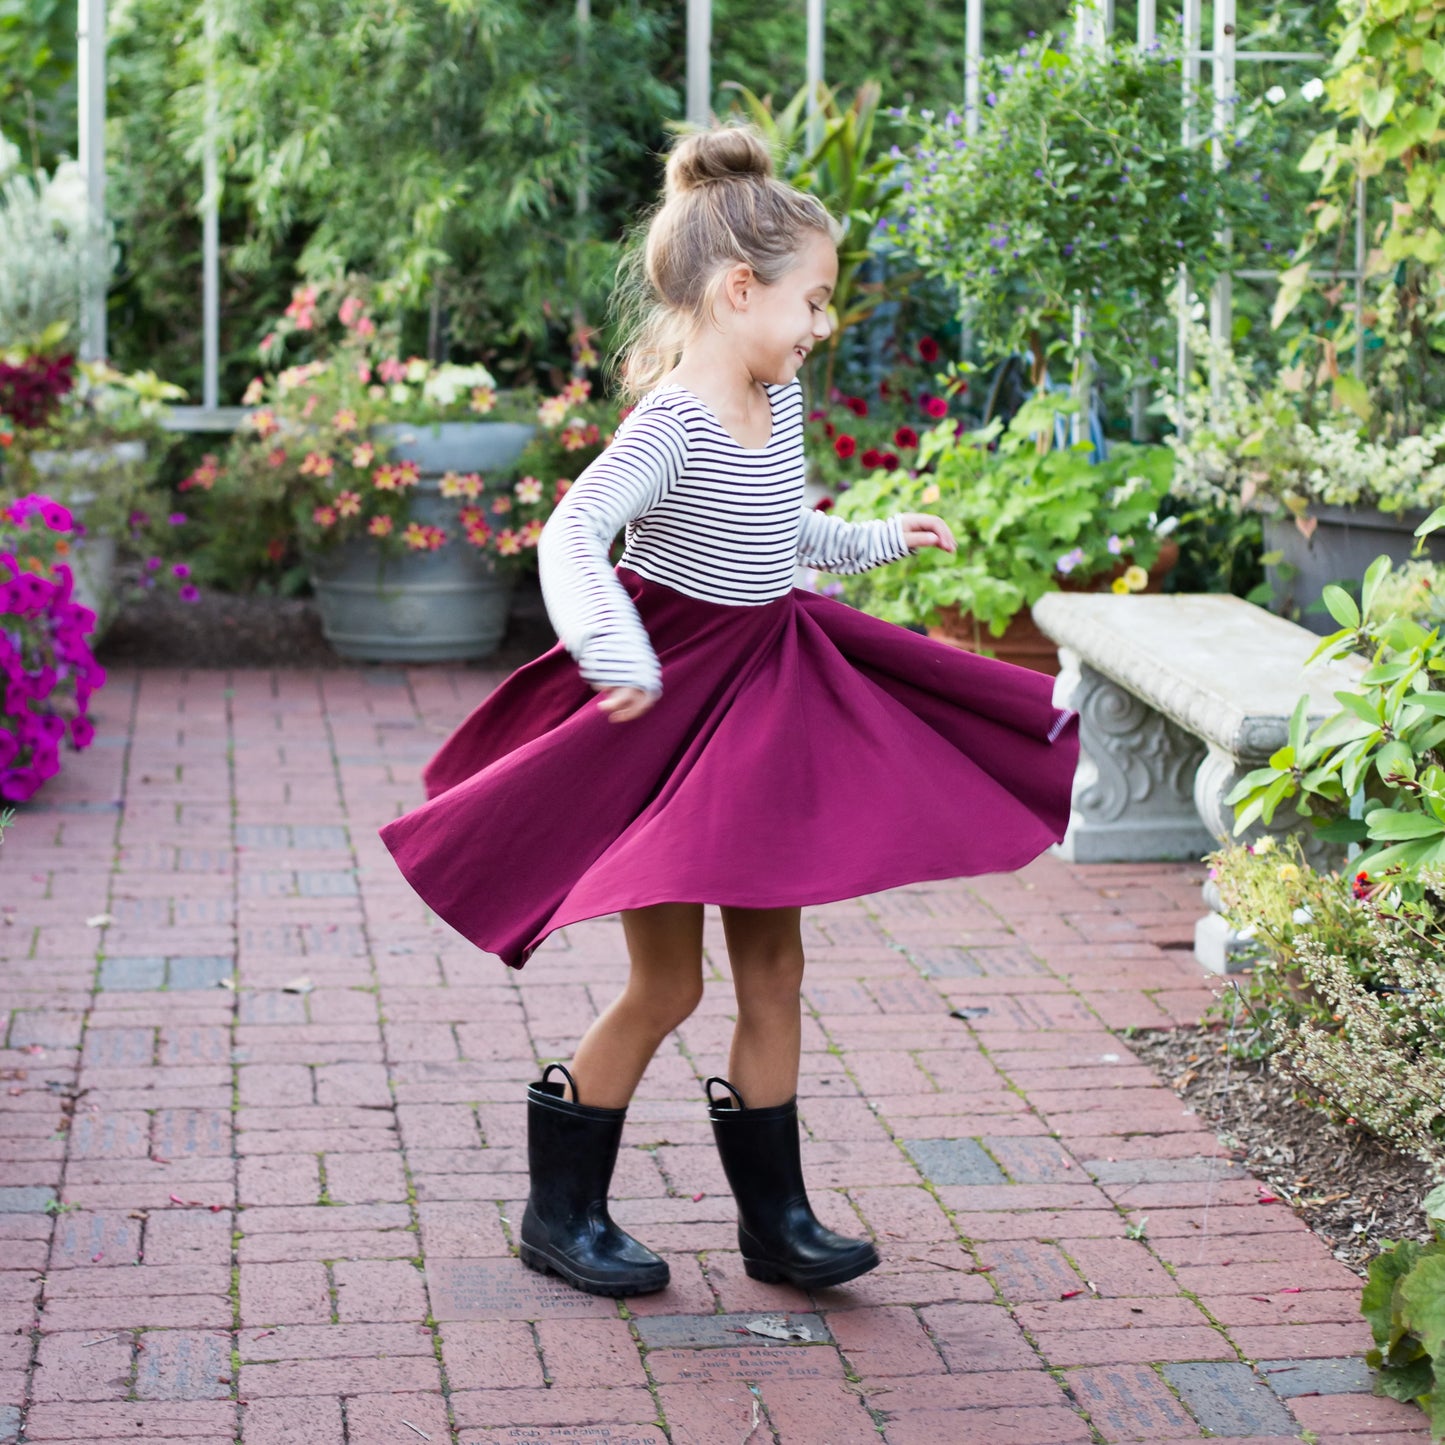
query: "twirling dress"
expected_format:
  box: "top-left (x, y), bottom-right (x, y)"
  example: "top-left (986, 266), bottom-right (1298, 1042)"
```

top-left (379, 380), bottom-right (1080, 967)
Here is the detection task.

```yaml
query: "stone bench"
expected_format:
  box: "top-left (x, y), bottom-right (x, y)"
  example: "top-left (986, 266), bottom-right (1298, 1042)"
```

top-left (1030, 593), bottom-right (1367, 971)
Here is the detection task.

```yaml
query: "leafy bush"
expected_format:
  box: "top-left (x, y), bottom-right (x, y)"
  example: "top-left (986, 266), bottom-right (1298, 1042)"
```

top-left (833, 394), bottom-right (1174, 635)
top-left (1362, 1185), bottom-right (1445, 1441)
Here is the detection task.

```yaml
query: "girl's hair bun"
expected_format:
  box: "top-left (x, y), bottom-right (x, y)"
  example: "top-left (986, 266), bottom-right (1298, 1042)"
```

top-left (665, 125), bottom-right (774, 198)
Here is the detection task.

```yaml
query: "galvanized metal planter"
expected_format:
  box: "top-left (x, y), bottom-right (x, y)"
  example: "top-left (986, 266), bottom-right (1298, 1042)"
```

top-left (307, 420), bottom-right (536, 663)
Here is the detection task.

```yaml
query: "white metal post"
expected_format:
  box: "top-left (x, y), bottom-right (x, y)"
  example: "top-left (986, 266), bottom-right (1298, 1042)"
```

top-left (1209, 0), bottom-right (1237, 371)
top-left (1070, 2), bottom-right (1112, 445)
top-left (1133, 0), bottom-right (1158, 438)
top-left (1137, 0), bottom-right (1157, 49)
top-left (806, 0), bottom-right (825, 153)
top-left (76, 0), bottom-right (107, 361)
top-left (964, 0), bottom-right (982, 137)
top-left (686, 0), bottom-right (711, 127)
top-left (1176, 0), bottom-right (1203, 396)
top-left (201, 1), bottom-right (220, 411)
top-left (1353, 177), bottom-right (1367, 377)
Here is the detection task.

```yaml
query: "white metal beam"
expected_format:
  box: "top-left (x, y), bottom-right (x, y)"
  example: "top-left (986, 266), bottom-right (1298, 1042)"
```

top-left (686, 0), bottom-right (711, 127)
top-left (201, 2), bottom-right (220, 410)
top-left (76, 0), bottom-right (106, 361)
top-left (806, 0), bottom-right (824, 153)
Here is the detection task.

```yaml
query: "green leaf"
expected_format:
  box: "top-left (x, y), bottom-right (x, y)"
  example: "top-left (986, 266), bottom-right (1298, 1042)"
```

top-left (1224, 766), bottom-right (1286, 807)
top-left (1416, 506), bottom-right (1445, 541)
top-left (1337, 691), bottom-right (1383, 726)
top-left (1363, 1241), bottom-right (1421, 1347)
top-left (1424, 1185), bottom-right (1445, 1235)
top-left (1312, 816), bottom-right (1371, 843)
top-left (1397, 1252), bottom-right (1445, 1396)
top-left (1323, 584), bottom-right (1362, 628)
top-left (1365, 810), bottom-right (1445, 841)
top-left (1361, 554), bottom-right (1393, 621)
top-left (1360, 84), bottom-right (1397, 129)
top-left (1332, 372), bottom-right (1373, 421)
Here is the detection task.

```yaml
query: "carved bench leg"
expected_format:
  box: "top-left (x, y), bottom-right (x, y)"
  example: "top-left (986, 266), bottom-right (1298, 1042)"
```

top-left (1053, 650), bottom-right (1213, 863)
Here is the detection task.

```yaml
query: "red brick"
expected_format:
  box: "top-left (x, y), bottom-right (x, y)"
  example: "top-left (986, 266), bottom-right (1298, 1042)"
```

top-left (830, 1305), bottom-right (946, 1377)
top-left (440, 1321), bottom-right (544, 1390)
top-left (1174, 1261), bottom-right (1360, 1296)
top-left (1198, 1291), bottom-right (1366, 1327)
top-left (242, 1395), bottom-right (344, 1444)
top-left (31, 1331), bottom-right (132, 1401)
top-left (1032, 1324), bottom-right (1236, 1367)
top-left (1015, 1297), bottom-right (1208, 1333)
top-left (237, 1155), bottom-right (320, 1207)
top-left (236, 1323), bottom-right (434, 1361)
top-left (450, 1385), bottom-right (658, 1429)
top-left (1059, 1237), bottom-right (1179, 1297)
top-left (938, 1183), bottom-right (1114, 1211)
top-left (761, 1377), bottom-right (882, 1444)
top-left (535, 1318), bottom-right (647, 1389)
top-left (333, 1260), bottom-right (427, 1322)
top-left (239, 1263), bottom-right (331, 1326)
top-left (882, 1404), bottom-right (1093, 1444)
top-left (346, 1391), bottom-right (451, 1444)
top-left (240, 1355), bottom-right (440, 1397)
top-left (918, 1302), bottom-right (1041, 1372)
top-left (1288, 1393), bottom-right (1434, 1434)
top-left (39, 1295), bottom-right (232, 1331)
top-left (955, 1210), bottom-right (1128, 1242)
top-left (1229, 1322), bottom-right (1375, 1359)
top-left (133, 1330), bottom-right (232, 1400)
top-left (1063, 1363), bottom-right (1201, 1441)
top-left (414, 1199), bottom-right (511, 1259)
top-left (144, 1209), bottom-right (233, 1265)
top-left (322, 1151), bottom-right (407, 1204)
top-left (976, 1239), bottom-right (1085, 1302)
top-left (23, 1400), bottom-right (237, 1438)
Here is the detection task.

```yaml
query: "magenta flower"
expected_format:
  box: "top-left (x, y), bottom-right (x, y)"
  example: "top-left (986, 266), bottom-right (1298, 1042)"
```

top-left (178, 584), bottom-right (201, 604)
top-left (168, 512), bottom-right (188, 526)
top-left (172, 563), bottom-right (191, 579)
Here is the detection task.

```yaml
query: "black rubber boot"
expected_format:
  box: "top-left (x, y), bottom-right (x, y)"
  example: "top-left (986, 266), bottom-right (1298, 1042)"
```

top-left (707, 1076), bottom-right (880, 1290)
top-left (519, 1063), bottom-right (669, 1297)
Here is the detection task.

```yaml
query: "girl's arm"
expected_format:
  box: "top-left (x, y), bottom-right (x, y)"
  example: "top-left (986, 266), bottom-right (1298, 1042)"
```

top-left (538, 405), bottom-right (689, 699)
top-left (796, 508), bottom-right (956, 574)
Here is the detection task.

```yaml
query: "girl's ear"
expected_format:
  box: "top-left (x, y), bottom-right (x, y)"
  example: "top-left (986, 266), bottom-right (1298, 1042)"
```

top-left (721, 261), bottom-right (755, 312)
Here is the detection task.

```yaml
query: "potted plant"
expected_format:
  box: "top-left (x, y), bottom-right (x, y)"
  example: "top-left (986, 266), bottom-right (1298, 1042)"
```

top-left (1, 492), bottom-right (107, 803)
top-left (202, 282), bottom-right (611, 661)
top-left (1167, 341), bottom-right (1445, 633)
top-left (832, 394), bottom-right (1177, 673)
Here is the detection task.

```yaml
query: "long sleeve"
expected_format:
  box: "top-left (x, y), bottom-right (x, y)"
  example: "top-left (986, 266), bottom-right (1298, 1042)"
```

top-left (538, 404), bottom-right (689, 696)
top-left (796, 507), bottom-right (910, 575)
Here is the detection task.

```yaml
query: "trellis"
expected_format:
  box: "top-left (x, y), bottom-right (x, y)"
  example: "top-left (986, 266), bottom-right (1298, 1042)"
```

top-left (70, 0), bottom-right (1354, 423)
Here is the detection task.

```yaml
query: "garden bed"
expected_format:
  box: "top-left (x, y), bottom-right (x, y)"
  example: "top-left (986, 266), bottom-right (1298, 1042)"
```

top-left (1132, 1024), bottom-right (1437, 1275)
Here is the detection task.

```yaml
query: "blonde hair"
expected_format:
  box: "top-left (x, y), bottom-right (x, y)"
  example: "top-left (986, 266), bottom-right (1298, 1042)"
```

top-left (610, 122), bottom-right (844, 403)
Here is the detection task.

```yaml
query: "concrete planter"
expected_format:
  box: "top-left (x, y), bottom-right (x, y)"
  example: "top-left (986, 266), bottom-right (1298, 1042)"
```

top-left (1263, 505), bottom-right (1445, 635)
top-left (307, 420), bottom-right (535, 662)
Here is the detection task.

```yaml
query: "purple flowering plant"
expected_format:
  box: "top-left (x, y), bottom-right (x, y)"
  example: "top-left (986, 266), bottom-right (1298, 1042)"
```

top-left (0, 493), bottom-right (106, 803)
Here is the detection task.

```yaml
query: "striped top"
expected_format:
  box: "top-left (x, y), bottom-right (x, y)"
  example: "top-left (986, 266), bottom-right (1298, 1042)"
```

top-left (538, 379), bottom-right (909, 695)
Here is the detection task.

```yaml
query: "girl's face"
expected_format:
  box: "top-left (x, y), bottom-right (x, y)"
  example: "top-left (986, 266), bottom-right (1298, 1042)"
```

top-left (730, 230), bottom-right (838, 385)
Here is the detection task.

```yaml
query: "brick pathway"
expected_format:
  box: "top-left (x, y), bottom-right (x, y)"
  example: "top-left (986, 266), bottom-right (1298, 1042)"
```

top-left (0, 666), bottom-right (1430, 1445)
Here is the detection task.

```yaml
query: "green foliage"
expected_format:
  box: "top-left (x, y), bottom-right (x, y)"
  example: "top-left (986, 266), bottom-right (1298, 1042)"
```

top-left (882, 34), bottom-right (1264, 386)
top-left (833, 394), bottom-right (1174, 635)
top-left (1276, 0), bottom-right (1445, 432)
top-left (1225, 544), bottom-right (1445, 886)
top-left (0, 0), bottom-right (75, 175)
top-left (723, 79), bottom-right (902, 401)
top-left (1363, 1186), bottom-right (1445, 1440)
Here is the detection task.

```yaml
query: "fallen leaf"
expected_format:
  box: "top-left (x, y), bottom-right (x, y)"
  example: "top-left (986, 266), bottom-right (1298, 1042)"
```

top-left (743, 1315), bottom-right (812, 1342)
top-left (1280, 1287), bottom-right (1301, 1294)
top-left (691, 1192), bottom-right (705, 1203)
top-left (168, 1194), bottom-right (187, 1206)
top-left (1060, 1289), bottom-right (1083, 1300)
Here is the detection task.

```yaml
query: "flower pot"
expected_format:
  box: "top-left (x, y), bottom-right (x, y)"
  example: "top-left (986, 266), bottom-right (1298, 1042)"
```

top-left (30, 441), bottom-right (146, 639)
top-left (1262, 505), bottom-right (1445, 636)
top-left (928, 541), bottom-right (1179, 675)
top-left (307, 420), bottom-right (534, 662)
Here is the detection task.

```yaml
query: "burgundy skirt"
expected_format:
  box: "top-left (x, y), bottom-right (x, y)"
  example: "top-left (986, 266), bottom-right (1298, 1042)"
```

top-left (380, 569), bottom-right (1079, 968)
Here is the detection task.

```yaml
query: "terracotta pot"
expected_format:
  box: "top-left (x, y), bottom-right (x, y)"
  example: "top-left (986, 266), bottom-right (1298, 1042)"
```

top-left (927, 540), bottom-right (1180, 676)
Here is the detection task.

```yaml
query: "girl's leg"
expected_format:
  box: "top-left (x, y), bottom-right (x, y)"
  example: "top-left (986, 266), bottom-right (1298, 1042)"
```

top-left (719, 905), bottom-right (806, 1108)
top-left (568, 902), bottom-right (705, 1109)
top-left (708, 904), bottom-right (878, 1288)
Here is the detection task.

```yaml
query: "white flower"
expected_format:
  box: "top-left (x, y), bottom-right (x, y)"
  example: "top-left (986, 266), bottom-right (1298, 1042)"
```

top-left (423, 363), bottom-right (495, 410)
top-left (1292, 906), bottom-right (1315, 925)
top-left (1265, 85), bottom-right (1287, 105)
top-left (1301, 77), bottom-right (1325, 102)
top-left (40, 160), bottom-right (92, 236)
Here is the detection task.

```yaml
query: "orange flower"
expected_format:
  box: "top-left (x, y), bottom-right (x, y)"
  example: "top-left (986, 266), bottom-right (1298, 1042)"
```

top-left (351, 442), bottom-right (375, 469)
top-left (336, 490), bottom-right (362, 518)
top-left (313, 505), bottom-right (337, 527)
top-left (562, 377), bottom-right (591, 405)
top-left (402, 522), bottom-right (430, 550)
top-left (299, 451), bottom-right (334, 478)
top-left (249, 408), bottom-right (280, 439)
top-left (440, 470), bottom-right (482, 500)
top-left (331, 408), bottom-right (358, 434)
top-left (496, 528), bottom-right (522, 556)
top-left (520, 519), bottom-right (544, 548)
top-left (372, 464), bottom-right (399, 491)
top-left (469, 386), bottom-right (497, 414)
top-left (266, 447), bottom-right (287, 469)
top-left (514, 476), bottom-right (544, 504)
top-left (368, 515), bottom-right (394, 537)
top-left (394, 460), bottom-right (421, 489)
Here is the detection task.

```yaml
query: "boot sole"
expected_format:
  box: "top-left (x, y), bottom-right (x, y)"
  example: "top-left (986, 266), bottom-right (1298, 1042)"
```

top-left (519, 1240), bottom-right (670, 1298)
top-left (742, 1245), bottom-right (881, 1291)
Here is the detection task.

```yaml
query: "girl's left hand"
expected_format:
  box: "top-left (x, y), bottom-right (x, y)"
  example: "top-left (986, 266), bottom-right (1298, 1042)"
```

top-left (900, 513), bottom-right (957, 554)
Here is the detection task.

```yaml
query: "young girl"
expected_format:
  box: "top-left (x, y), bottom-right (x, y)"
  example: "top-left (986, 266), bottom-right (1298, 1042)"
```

top-left (380, 123), bottom-right (1079, 1298)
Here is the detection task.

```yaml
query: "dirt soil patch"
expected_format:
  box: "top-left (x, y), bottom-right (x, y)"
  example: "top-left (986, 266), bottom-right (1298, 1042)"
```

top-left (97, 576), bottom-right (558, 672)
top-left (1132, 1024), bottom-right (1437, 1275)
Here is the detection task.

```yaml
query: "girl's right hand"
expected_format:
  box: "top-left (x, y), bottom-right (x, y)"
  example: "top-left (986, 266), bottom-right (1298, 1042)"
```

top-left (595, 686), bottom-right (657, 723)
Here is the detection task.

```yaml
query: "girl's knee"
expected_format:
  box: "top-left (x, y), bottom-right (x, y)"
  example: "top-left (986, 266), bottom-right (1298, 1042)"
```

top-left (732, 947), bottom-right (806, 1011)
top-left (628, 974), bottom-right (704, 1037)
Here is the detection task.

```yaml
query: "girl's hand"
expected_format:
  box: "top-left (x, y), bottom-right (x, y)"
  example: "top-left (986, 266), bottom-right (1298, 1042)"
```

top-left (900, 513), bottom-right (957, 554)
top-left (595, 686), bottom-right (657, 723)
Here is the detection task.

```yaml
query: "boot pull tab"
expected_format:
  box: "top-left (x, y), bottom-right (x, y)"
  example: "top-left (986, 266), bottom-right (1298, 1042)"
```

top-left (705, 1076), bottom-right (746, 1111)
top-left (541, 1061), bottom-right (580, 1103)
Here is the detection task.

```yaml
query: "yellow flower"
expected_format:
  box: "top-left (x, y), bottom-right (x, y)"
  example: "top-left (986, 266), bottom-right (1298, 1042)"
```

top-left (1110, 576), bottom-right (1131, 594)
top-left (368, 515), bottom-right (393, 537)
top-left (351, 442), bottom-right (375, 469)
top-left (1124, 564), bottom-right (1149, 592)
top-left (1276, 863), bottom-right (1301, 884)
top-left (469, 386), bottom-right (496, 415)
top-left (537, 395), bottom-right (570, 428)
top-left (1253, 834), bottom-right (1276, 854)
top-left (514, 476), bottom-right (544, 504)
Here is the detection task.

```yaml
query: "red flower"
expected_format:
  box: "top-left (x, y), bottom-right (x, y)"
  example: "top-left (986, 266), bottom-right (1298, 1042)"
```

top-left (879, 380), bottom-right (892, 398)
top-left (846, 396), bottom-right (869, 417)
top-left (893, 425), bottom-right (919, 449)
top-left (813, 496), bottom-right (834, 511)
top-left (824, 422), bottom-right (836, 439)
top-left (1352, 870), bottom-right (1372, 901)
top-left (834, 434), bottom-right (857, 459)
top-left (918, 336), bottom-right (940, 363)
top-left (808, 408), bottom-right (827, 422)
top-left (881, 452), bottom-right (900, 469)
top-left (861, 448), bottom-right (883, 468)
top-left (920, 395), bottom-right (949, 419)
